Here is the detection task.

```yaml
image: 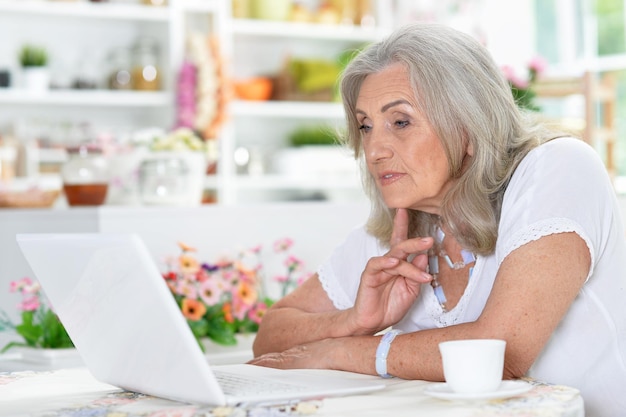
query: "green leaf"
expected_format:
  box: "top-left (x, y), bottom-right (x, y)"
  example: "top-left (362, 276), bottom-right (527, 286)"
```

top-left (15, 322), bottom-right (42, 347)
top-left (188, 318), bottom-right (210, 339)
top-left (0, 341), bottom-right (29, 354)
top-left (40, 310), bottom-right (73, 348)
top-left (236, 320), bottom-right (259, 334)
top-left (206, 326), bottom-right (237, 346)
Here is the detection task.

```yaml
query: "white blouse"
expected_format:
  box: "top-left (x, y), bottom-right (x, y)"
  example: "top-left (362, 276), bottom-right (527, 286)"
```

top-left (318, 137), bottom-right (626, 417)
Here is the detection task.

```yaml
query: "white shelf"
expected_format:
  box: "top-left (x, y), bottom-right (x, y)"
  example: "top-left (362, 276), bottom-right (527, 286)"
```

top-left (230, 100), bottom-right (344, 119)
top-left (232, 18), bottom-right (388, 42)
top-left (231, 174), bottom-right (360, 190)
top-left (0, 89), bottom-right (171, 107)
top-left (0, 0), bottom-right (170, 21)
top-left (0, 0), bottom-right (372, 206)
top-left (204, 174), bottom-right (360, 194)
top-left (177, 0), bottom-right (218, 13)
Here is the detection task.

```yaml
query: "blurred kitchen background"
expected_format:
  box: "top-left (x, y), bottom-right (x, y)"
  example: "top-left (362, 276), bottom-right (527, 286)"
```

top-left (0, 0), bottom-right (624, 208)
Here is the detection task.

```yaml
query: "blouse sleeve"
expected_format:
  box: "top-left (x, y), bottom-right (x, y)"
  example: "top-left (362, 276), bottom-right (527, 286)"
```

top-left (317, 225), bottom-right (386, 310)
top-left (496, 137), bottom-right (616, 281)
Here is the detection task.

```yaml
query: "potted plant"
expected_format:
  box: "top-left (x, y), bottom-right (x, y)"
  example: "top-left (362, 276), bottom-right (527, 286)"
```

top-left (273, 125), bottom-right (357, 179)
top-left (0, 277), bottom-right (78, 365)
top-left (18, 44), bottom-right (50, 92)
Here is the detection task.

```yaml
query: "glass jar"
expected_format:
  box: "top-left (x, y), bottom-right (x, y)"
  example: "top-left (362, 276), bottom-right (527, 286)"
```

top-left (132, 37), bottom-right (160, 91)
top-left (108, 47), bottom-right (133, 90)
top-left (61, 145), bottom-right (109, 206)
top-left (139, 157), bottom-right (190, 205)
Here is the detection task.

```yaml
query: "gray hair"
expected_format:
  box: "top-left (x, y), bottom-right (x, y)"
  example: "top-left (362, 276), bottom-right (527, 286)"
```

top-left (339, 23), bottom-right (563, 255)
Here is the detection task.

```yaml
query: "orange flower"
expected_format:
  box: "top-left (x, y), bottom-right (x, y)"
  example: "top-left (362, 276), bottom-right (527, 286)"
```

top-left (235, 281), bottom-right (257, 306)
top-left (222, 302), bottom-right (234, 323)
top-left (235, 262), bottom-right (257, 284)
top-left (181, 298), bottom-right (206, 321)
top-left (178, 241), bottom-right (197, 252)
top-left (179, 254), bottom-right (200, 274)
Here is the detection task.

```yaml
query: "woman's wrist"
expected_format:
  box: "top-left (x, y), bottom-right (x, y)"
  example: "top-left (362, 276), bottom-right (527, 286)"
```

top-left (375, 329), bottom-right (403, 378)
top-left (336, 307), bottom-right (380, 337)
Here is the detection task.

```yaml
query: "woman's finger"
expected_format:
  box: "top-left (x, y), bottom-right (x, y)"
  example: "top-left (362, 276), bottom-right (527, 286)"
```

top-left (390, 208), bottom-right (409, 247)
top-left (387, 236), bottom-right (434, 260)
top-left (365, 255), bottom-right (431, 284)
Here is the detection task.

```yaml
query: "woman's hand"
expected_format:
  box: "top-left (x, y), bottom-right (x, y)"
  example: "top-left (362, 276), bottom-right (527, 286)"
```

top-left (249, 337), bottom-right (374, 373)
top-left (248, 339), bottom-right (337, 370)
top-left (349, 208), bottom-right (434, 334)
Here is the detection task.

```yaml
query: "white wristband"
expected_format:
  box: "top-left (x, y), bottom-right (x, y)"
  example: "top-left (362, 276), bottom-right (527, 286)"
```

top-left (375, 329), bottom-right (402, 378)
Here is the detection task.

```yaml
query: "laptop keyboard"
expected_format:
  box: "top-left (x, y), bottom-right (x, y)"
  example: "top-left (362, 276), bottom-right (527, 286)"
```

top-left (214, 370), bottom-right (308, 396)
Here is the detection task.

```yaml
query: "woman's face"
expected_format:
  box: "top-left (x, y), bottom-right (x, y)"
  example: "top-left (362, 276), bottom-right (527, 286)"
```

top-left (356, 63), bottom-right (463, 215)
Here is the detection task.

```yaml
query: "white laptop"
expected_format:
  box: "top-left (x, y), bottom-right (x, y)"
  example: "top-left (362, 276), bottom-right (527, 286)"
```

top-left (15, 233), bottom-right (386, 407)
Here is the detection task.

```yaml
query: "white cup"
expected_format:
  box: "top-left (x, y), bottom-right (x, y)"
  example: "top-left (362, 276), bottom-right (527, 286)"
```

top-left (438, 339), bottom-right (506, 394)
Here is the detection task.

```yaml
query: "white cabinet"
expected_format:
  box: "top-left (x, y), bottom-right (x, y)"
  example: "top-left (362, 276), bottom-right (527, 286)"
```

top-left (214, 9), bottom-right (390, 205)
top-left (0, 0), bottom-right (222, 193)
top-left (0, 0), bottom-right (390, 206)
top-left (0, 0), bottom-right (178, 127)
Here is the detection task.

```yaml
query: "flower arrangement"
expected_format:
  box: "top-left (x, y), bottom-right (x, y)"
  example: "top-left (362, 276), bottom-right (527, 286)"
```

top-left (0, 239), bottom-right (309, 353)
top-left (502, 56), bottom-right (547, 112)
top-left (161, 238), bottom-right (310, 347)
top-left (0, 277), bottom-right (73, 353)
top-left (150, 127), bottom-right (206, 152)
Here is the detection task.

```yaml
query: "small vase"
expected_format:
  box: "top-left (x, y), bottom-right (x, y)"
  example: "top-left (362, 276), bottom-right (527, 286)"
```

top-left (139, 151), bottom-right (207, 206)
top-left (21, 66), bottom-right (50, 93)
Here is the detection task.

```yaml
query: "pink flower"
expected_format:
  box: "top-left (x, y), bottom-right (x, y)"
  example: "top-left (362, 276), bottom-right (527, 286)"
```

top-left (9, 277), bottom-right (33, 293)
top-left (297, 272), bottom-right (313, 285)
top-left (195, 268), bottom-right (210, 283)
top-left (198, 279), bottom-right (221, 306)
top-left (249, 244), bottom-right (262, 254)
top-left (248, 302), bottom-right (268, 324)
top-left (21, 282), bottom-right (40, 295)
top-left (176, 279), bottom-right (198, 300)
top-left (231, 297), bottom-right (250, 321)
top-left (273, 238), bottom-right (293, 253)
top-left (19, 296), bottom-right (40, 312)
top-left (501, 65), bottom-right (529, 89)
top-left (284, 255), bottom-right (304, 272)
top-left (528, 55), bottom-right (548, 75)
top-left (274, 275), bottom-right (289, 283)
top-left (501, 65), bottom-right (515, 80)
top-left (221, 269), bottom-right (238, 286)
top-left (235, 262), bottom-right (257, 284)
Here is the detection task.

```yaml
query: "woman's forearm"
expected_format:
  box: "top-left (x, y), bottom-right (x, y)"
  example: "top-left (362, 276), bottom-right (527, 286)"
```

top-left (252, 305), bottom-right (364, 356)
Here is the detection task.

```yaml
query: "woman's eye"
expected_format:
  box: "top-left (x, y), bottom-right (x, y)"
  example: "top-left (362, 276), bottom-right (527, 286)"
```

top-left (359, 124), bottom-right (371, 132)
top-left (395, 120), bottom-right (409, 128)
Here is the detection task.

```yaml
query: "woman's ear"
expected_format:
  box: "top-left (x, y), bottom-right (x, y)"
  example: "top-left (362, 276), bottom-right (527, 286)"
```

top-left (466, 140), bottom-right (474, 157)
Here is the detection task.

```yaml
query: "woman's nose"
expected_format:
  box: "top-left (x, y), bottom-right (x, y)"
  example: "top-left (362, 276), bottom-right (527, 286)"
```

top-left (365, 130), bottom-right (393, 163)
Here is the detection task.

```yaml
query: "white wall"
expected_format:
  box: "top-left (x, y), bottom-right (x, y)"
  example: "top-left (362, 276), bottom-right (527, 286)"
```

top-left (479, 0), bottom-right (536, 69)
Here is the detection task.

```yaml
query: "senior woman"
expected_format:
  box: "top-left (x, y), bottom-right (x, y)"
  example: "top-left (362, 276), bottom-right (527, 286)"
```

top-left (249, 23), bottom-right (626, 416)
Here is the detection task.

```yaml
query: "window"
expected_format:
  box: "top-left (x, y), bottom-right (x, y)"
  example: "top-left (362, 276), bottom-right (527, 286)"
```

top-left (535, 0), bottom-right (626, 188)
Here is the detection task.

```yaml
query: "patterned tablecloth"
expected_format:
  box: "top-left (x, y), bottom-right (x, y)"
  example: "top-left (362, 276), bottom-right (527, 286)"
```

top-left (0, 368), bottom-right (583, 417)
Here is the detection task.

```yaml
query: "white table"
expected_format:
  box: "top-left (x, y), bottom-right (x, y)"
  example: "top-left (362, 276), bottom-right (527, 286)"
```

top-left (0, 367), bottom-right (584, 417)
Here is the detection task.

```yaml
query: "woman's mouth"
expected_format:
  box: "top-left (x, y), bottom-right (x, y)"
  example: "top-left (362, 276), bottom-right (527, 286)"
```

top-left (379, 172), bottom-right (404, 186)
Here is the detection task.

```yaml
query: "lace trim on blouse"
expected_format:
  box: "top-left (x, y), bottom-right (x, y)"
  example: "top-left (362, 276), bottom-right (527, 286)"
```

top-left (317, 263), bottom-right (353, 310)
top-left (499, 218), bottom-right (594, 281)
top-left (319, 217), bottom-right (594, 326)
